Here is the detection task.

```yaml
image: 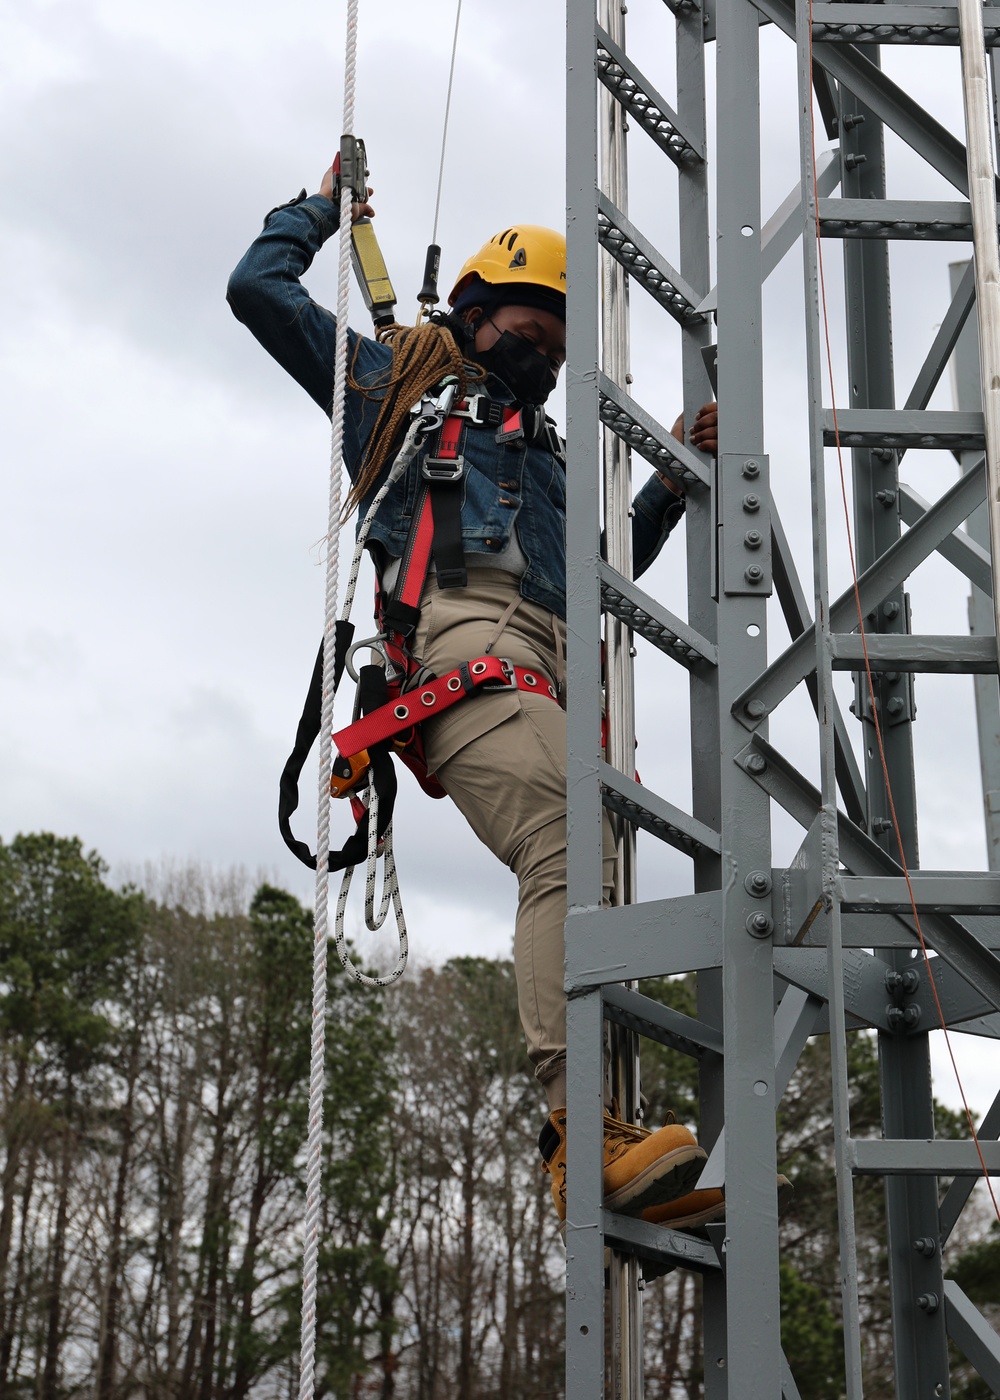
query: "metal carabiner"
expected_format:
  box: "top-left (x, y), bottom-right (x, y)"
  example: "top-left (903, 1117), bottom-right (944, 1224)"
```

top-left (412, 378), bottom-right (459, 438)
top-left (344, 633), bottom-right (396, 685)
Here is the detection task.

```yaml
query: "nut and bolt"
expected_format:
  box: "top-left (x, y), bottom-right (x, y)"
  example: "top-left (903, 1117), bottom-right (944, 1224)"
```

top-left (743, 493), bottom-right (761, 512)
top-left (745, 871), bottom-right (772, 897)
top-left (746, 911), bottom-right (773, 939)
top-left (742, 460), bottom-right (760, 479)
top-left (917, 1293), bottom-right (940, 1315)
top-left (745, 565), bottom-right (763, 584)
top-left (844, 152), bottom-right (868, 170)
top-left (885, 968), bottom-right (919, 996)
top-left (744, 530), bottom-right (763, 549)
top-left (913, 1237), bottom-right (937, 1259)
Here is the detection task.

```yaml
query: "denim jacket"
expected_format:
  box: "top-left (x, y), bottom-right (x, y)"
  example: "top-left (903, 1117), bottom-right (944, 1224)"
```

top-left (227, 194), bottom-right (685, 621)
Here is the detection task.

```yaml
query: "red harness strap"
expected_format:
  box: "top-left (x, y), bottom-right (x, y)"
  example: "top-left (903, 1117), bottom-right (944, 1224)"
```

top-left (333, 656), bottom-right (558, 762)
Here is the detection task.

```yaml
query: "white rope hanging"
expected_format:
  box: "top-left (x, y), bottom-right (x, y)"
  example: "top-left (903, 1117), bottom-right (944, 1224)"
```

top-left (298, 0), bottom-right (359, 1393)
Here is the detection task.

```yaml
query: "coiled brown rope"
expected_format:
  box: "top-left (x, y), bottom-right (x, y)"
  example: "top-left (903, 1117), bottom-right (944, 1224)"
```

top-left (342, 320), bottom-right (484, 518)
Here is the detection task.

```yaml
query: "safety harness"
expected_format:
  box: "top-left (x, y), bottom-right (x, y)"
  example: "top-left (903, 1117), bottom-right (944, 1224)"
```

top-left (278, 377), bottom-right (565, 897)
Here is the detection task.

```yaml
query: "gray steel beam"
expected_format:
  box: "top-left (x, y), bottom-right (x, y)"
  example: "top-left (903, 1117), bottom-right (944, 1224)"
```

top-left (564, 1), bottom-right (606, 1389)
top-left (945, 1282), bottom-right (1000, 1396)
top-left (739, 735), bottom-right (1000, 1011)
top-left (904, 256), bottom-right (976, 412)
top-left (603, 1210), bottom-right (721, 1272)
top-left (697, 150), bottom-right (841, 315)
top-left (819, 196), bottom-right (978, 236)
top-left (603, 983), bottom-right (725, 1056)
top-left (596, 26), bottom-right (705, 166)
top-left (950, 257), bottom-right (1000, 870)
top-left (733, 461), bottom-right (987, 724)
top-left (598, 193), bottom-right (706, 324)
top-left (821, 407), bottom-right (986, 450)
top-left (849, 1139), bottom-right (1000, 1173)
top-left (599, 562), bottom-right (718, 668)
top-left (715, 0), bottom-right (783, 1376)
top-left (599, 372), bottom-right (711, 486)
top-left (898, 481), bottom-right (994, 595)
top-left (771, 948), bottom-right (897, 1031)
top-left (755, 0), bottom-right (975, 196)
top-left (600, 760), bottom-right (722, 856)
top-left (838, 872), bottom-right (1000, 911)
top-left (771, 511), bottom-right (868, 824)
top-left (940, 1087), bottom-right (1000, 1240)
top-left (565, 892), bottom-right (724, 991)
top-left (812, 4), bottom-right (1000, 43)
top-left (828, 632), bottom-right (998, 672)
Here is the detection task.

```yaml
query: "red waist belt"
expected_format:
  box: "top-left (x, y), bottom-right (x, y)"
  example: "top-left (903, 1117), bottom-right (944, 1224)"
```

top-left (333, 655), bottom-right (559, 762)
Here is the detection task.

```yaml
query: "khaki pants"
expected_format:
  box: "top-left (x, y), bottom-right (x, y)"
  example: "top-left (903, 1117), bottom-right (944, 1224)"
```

top-left (414, 571), bottom-right (616, 1098)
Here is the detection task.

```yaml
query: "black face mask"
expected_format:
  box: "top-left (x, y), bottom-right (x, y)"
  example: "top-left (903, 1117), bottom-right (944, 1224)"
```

top-left (475, 328), bottom-right (559, 405)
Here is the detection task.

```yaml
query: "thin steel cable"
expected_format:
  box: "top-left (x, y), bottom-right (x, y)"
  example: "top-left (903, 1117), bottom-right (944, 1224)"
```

top-left (806, 8), bottom-right (1000, 1225)
top-left (431, 0), bottom-right (464, 248)
top-left (298, 2), bottom-right (359, 1394)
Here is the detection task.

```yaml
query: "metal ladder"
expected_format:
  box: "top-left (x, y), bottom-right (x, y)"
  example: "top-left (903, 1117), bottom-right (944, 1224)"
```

top-left (564, 0), bottom-right (1000, 1393)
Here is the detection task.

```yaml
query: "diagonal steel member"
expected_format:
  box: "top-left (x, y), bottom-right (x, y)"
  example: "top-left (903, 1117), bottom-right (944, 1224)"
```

top-left (733, 459), bottom-right (987, 725)
top-left (739, 734), bottom-right (1000, 1014)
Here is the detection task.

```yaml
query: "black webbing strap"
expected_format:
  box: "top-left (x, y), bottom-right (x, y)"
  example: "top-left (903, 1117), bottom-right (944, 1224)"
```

top-left (278, 623), bottom-right (397, 872)
top-left (429, 483), bottom-right (466, 589)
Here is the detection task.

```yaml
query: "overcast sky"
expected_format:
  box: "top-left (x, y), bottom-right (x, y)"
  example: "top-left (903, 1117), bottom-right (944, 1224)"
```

top-left (2, 0), bottom-right (997, 1124)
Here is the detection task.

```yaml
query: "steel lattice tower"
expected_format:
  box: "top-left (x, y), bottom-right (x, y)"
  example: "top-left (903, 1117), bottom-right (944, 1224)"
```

top-left (563, 0), bottom-right (1000, 1394)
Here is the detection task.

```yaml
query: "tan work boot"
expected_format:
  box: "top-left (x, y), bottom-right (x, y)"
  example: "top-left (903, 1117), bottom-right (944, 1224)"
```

top-left (642, 1173), bottom-right (793, 1232)
top-left (539, 1107), bottom-right (708, 1223)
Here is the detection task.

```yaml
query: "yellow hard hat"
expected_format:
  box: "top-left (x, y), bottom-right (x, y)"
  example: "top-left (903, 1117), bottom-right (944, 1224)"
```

top-left (448, 225), bottom-right (567, 306)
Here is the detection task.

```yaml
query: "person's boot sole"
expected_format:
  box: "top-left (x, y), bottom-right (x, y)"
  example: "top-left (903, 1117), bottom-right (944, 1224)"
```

top-left (604, 1145), bottom-right (708, 1215)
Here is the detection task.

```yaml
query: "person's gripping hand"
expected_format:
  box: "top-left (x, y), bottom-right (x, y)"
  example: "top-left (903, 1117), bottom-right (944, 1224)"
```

top-left (661, 401), bottom-right (718, 493)
top-left (317, 166), bottom-right (375, 222)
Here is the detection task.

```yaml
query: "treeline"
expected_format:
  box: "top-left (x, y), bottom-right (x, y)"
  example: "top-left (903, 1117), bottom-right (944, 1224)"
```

top-left (0, 833), bottom-right (997, 1399)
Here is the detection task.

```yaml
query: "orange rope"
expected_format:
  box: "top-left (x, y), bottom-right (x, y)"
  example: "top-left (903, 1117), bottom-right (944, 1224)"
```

top-left (806, 6), bottom-right (1000, 1221)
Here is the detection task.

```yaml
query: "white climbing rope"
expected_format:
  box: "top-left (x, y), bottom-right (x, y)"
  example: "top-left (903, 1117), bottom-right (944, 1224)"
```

top-left (298, 0), bottom-right (359, 1394)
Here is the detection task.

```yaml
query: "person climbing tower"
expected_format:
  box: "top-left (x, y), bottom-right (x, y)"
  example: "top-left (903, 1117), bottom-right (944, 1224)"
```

top-left (227, 166), bottom-right (724, 1229)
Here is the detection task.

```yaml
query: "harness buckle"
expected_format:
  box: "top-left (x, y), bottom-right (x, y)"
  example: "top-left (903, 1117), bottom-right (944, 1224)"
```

top-left (479, 658), bottom-right (517, 692)
top-left (453, 394), bottom-right (505, 428)
top-left (421, 454), bottom-right (465, 483)
top-left (412, 379), bottom-right (459, 437)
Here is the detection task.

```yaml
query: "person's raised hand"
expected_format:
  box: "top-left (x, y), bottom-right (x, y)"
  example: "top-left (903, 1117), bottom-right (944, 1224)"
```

top-left (317, 166), bottom-right (375, 221)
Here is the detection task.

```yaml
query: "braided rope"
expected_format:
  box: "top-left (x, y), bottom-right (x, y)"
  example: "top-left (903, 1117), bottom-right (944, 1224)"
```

top-left (298, 1), bottom-right (358, 1394)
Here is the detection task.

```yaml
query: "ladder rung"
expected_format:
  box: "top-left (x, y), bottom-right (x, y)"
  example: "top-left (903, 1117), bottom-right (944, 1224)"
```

top-left (849, 1138), bottom-right (1000, 1175)
top-left (829, 632), bottom-right (998, 673)
top-left (598, 373), bottom-right (710, 486)
top-left (600, 762), bottom-right (722, 857)
top-left (821, 408), bottom-right (985, 450)
top-left (604, 983), bottom-right (725, 1056)
top-left (819, 196), bottom-right (976, 238)
top-left (602, 1210), bottom-right (721, 1272)
top-left (838, 872), bottom-right (1000, 913)
top-left (812, 3), bottom-right (1000, 44)
top-left (598, 194), bottom-right (706, 324)
top-left (601, 563), bottom-right (718, 669)
top-left (597, 26), bottom-right (705, 166)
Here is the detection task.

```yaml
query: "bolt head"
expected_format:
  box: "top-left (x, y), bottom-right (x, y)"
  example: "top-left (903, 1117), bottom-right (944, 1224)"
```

top-left (744, 753), bottom-right (767, 775)
top-left (746, 911), bottom-right (773, 939)
top-left (744, 699), bottom-right (767, 720)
